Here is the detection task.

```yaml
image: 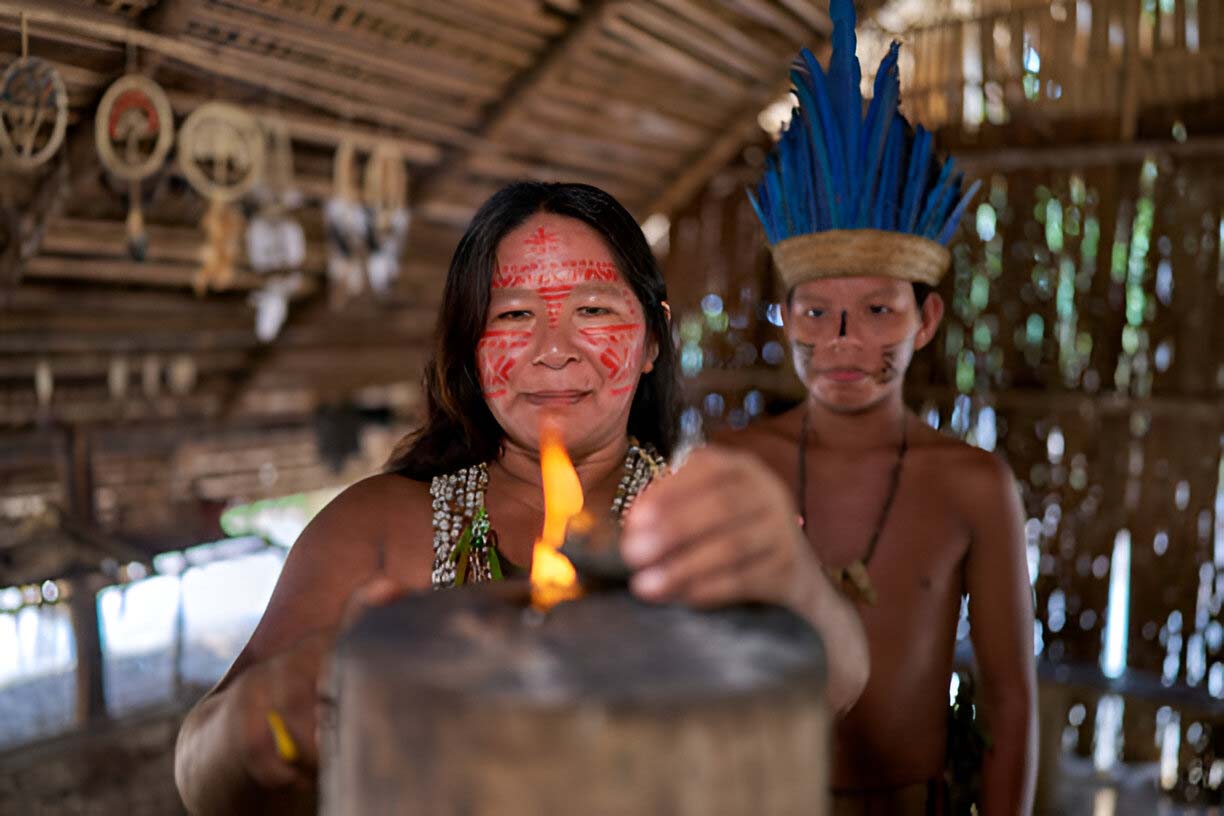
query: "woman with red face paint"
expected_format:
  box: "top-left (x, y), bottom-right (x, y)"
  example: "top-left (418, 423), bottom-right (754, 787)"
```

top-left (173, 182), bottom-right (869, 815)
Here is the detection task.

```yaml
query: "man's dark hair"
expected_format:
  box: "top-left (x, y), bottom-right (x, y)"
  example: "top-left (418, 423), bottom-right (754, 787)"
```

top-left (387, 182), bottom-right (679, 480)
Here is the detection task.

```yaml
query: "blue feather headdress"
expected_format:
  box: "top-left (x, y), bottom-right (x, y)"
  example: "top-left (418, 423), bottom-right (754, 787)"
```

top-left (750, 0), bottom-right (979, 289)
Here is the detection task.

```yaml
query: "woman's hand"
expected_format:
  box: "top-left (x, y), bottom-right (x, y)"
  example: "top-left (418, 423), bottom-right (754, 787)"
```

top-left (620, 445), bottom-right (819, 610)
top-left (620, 445), bottom-right (870, 713)
top-left (229, 577), bottom-right (408, 790)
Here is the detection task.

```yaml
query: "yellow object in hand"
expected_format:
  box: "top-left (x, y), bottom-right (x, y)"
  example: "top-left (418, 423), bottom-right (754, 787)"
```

top-left (265, 709), bottom-right (299, 764)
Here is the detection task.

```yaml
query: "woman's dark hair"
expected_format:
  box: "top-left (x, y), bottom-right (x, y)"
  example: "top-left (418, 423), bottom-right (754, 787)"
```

top-left (387, 182), bottom-right (679, 480)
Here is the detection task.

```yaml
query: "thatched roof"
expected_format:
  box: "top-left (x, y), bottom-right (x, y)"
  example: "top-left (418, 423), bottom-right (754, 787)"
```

top-left (0, 0), bottom-right (860, 584)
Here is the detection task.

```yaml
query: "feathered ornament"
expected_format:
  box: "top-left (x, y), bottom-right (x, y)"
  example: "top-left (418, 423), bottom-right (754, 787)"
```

top-left (362, 142), bottom-right (410, 297)
top-left (324, 140), bottom-right (371, 306)
top-left (750, 0), bottom-right (980, 289)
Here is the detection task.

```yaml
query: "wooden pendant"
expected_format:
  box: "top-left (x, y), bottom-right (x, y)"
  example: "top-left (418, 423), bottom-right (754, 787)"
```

top-left (828, 561), bottom-right (878, 607)
top-left (844, 561), bottom-right (878, 606)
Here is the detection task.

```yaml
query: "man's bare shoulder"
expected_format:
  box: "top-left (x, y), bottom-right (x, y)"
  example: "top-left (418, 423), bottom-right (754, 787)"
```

top-left (911, 425), bottom-right (1013, 473)
top-left (906, 425), bottom-right (1019, 516)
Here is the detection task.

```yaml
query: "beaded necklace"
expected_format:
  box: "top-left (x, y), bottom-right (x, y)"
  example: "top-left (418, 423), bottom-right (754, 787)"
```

top-left (430, 440), bottom-right (665, 589)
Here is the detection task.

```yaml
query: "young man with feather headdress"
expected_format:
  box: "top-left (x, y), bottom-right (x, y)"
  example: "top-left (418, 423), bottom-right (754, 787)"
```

top-left (706, 2), bottom-right (1037, 812)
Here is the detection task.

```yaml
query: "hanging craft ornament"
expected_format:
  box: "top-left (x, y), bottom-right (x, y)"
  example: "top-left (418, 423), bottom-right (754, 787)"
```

top-left (324, 140), bottom-right (370, 306)
top-left (250, 272), bottom-right (303, 343)
top-left (0, 17), bottom-right (68, 171)
top-left (245, 116), bottom-right (305, 275)
top-left (177, 101), bottom-right (264, 202)
top-left (244, 118), bottom-right (305, 341)
top-left (362, 141), bottom-right (410, 296)
top-left (178, 102), bottom-right (264, 294)
top-left (196, 198), bottom-right (245, 295)
top-left (107, 356), bottom-right (129, 401)
top-left (34, 359), bottom-right (53, 408)
top-left (95, 74), bottom-right (175, 260)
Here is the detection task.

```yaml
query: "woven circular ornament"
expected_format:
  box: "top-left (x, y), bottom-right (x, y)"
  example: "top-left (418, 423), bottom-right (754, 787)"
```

top-left (771, 229), bottom-right (952, 290)
top-left (0, 57), bottom-right (68, 170)
top-left (177, 102), bottom-right (264, 203)
top-left (95, 74), bottom-right (174, 182)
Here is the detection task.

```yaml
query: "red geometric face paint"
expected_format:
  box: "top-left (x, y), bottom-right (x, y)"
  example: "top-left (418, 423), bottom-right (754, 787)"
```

top-left (493, 228), bottom-right (622, 328)
top-left (480, 215), bottom-right (652, 451)
top-left (578, 323), bottom-right (645, 396)
top-left (477, 329), bottom-right (531, 399)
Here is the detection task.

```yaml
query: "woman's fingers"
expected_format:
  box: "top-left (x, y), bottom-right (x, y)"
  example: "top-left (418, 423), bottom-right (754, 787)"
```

top-left (623, 449), bottom-right (771, 566)
top-left (244, 570), bottom-right (402, 788)
top-left (630, 527), bottom-right (775, 602)
top-left (624, 444), bottom-right (809, 610)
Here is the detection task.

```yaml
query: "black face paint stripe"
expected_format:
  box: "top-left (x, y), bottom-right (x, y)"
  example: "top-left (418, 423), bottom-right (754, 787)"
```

top-left (838, 310), bottom-right (848, 337)
top-left (876, 343), bottom-right (902, 384)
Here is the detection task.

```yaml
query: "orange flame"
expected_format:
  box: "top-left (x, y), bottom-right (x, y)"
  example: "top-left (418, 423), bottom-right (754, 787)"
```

top-left (530, 422), bottom-right (583, 609)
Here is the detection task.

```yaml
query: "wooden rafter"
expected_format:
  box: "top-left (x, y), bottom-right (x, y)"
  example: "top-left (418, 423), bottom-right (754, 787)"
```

top-left (164, 91), bottom-right (443, 167)
top-left (413, 0), bottom-right (622, 212)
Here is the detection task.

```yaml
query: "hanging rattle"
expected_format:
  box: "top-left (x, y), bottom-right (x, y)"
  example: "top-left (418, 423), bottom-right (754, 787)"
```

top-left (177, 101), bottom-right (264, 295)
top-left (95, 69), bottom-right (175, 260)
top-left (0, 13), bottom-right (68, 171)
top-left (324, 140), bottom-right (369, 306)
top-left (362, 141), bottom-right (410, 296)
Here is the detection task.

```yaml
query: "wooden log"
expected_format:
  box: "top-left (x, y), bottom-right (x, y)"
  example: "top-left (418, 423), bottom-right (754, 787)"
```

top-left (381, 0), bottom-right (551, 51)
top-left (165, 92), bottom-right (442, 166)
top-left (770, 0), bottom-right (830, 36)
top-left (39, 215), bottom-right (329, 273)
top-left (602, 15), bottom-right (749, 98)
top-left (0, 350), bottom-right (247, 380)
top-left (649, 93), bottom-right (784, 218)
top-left (564, 62), bottom-right (727, 127)
top-left (0, 326), bottom-right (256, 354)
top-left (722, 0), bottom-right (823, 41)
top-left (0, 383), bottom-right (227, 427)
top-left (22, 255), bottom-right (273, 291)
top-left (241, 0), bottom-right (536, 68)
top-left (617, 3), bottom-right (774, 84)
top-left (188, 2), bottom-right (506, 106)
top-left (534, 83), bottom-right (709, 147)
top-left (324, 585), bottom-right (828, 815)
top-left (650, 0), bottom-right (778, 66)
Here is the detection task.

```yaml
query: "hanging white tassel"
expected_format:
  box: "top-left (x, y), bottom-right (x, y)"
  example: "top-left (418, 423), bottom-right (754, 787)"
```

top-left (250, 273), bottom-right (303, 342)
top-left (34, 359), bottom-right (53, 407)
